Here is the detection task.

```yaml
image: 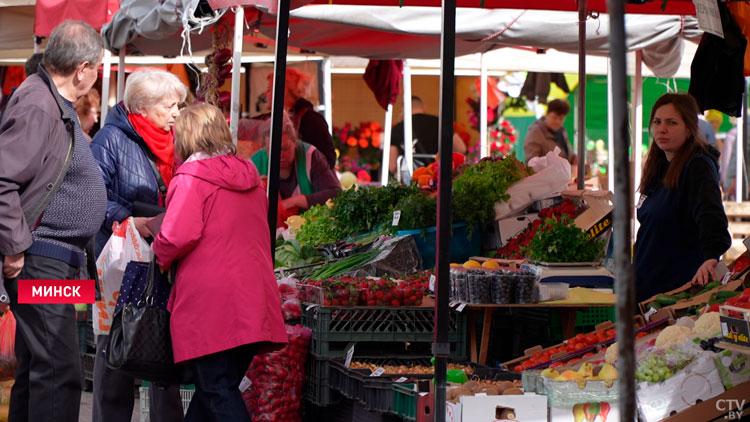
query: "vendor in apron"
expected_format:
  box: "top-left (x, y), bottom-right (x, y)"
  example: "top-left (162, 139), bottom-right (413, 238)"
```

top-left (251, 115), bottom-right (341, 221)
top-left (634, 93), bottom-right (730, 303)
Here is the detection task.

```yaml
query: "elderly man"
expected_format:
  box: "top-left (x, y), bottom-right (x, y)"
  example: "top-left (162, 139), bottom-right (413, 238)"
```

top-left (0, 21), bottom-right (106, 422)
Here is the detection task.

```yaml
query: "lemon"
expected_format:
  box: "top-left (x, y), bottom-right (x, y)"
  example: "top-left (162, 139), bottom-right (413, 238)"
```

top-left (450, 263), bottom-right (461, 268)
top-left (481, 260), bottom-right (500, 269)
top-left (463, 260), bottom-right (481, 268)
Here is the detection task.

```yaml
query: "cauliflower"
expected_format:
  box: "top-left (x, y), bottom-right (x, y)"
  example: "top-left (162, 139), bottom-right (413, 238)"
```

top-left (655, 325), bottom-right (693, 349)
top-left (605, 342), bottom-right (618, 363)
top-left (692, 312), bottom-right (721, 338)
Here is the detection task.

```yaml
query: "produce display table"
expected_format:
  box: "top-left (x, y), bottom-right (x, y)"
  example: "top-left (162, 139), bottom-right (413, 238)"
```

top-left (465, 303), bottom-right (615, 365)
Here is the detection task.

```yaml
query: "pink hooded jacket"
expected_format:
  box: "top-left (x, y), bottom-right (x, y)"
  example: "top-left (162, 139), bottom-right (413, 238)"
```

top-left (153, 154), bottom-right (287, 363)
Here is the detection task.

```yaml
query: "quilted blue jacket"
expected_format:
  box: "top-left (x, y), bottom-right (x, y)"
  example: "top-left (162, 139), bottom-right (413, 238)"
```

top-left (91, 103), bottom-right (162, 255)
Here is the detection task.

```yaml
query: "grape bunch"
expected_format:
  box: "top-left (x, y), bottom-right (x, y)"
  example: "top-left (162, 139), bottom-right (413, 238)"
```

top-left (699, 337), bottom-right (722, 353)
top-left (635, 354), bottom-right (676, 383)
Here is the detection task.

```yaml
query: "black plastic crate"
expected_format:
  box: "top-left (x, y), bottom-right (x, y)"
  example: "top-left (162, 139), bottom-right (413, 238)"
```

top-left (304, 356), bottom-right (341, 406)
top-left (80, 352), bottom-right (95, 391)
top-left (302, 306), bottom-right (467, 358)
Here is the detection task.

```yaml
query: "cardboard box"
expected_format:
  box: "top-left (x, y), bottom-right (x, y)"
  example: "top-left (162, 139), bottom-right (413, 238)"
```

top-left (714, 350), bottom-right (750, 390)
top-left (549, 403), bottom-right (619, 422)
top-left (720, 305), bottom-right (750, 347)
top-left (636, 352), bottom-right (725, 422)
top-left (460, 394), bottom-right (548, 422)
top-left (496, 213), bottom-right (538, 246)
top-left (560, 190), bottom-right (613, 240)
top-left (638, 279), bottom-right (743, 315)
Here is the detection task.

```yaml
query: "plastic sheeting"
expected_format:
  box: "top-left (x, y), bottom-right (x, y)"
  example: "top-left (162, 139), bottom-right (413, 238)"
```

top-left (258, 6), bottom-right (701, 77)
top-left (100, 1), bottom-right (701, 78)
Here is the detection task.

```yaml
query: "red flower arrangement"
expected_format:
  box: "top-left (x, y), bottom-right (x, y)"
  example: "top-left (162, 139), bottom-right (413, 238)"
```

top-left (332, 121), bottom-right (383, 170)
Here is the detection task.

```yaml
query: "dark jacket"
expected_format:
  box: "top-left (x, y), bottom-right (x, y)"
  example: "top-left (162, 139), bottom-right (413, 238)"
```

top-left (634, 146), bottom-right (731, 302)
top-left (90, 103), bottom-right (163, 254)
top-left (289, 98), bottom-right (337, 169)
top-left (0, 66), bottom-right (75, 257)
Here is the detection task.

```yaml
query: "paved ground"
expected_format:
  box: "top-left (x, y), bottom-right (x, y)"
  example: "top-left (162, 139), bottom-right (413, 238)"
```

top-left (78, 391), bottom-right (141, 422)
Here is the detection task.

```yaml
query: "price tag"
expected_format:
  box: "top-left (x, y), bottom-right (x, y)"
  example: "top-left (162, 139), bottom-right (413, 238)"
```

top-left (345, 343), bottom-right (355, 368)
top-left (392, 210), bottom-right (402, 226)
top-left (643, 307), bottom-right (657, 323)
top-left (429, 274), bottom-right (436, 292)
top-left (456, 302), bottom-right (467, 312)
top-left (238, 376), bottom-right (252, 392)
top-left (370, 367), bottom-right (386, 377)
top-left (693, 0), bottom-right (724, 38)
top-left (449, 301), bottom-right (458, 308)
top-left (394, 377), bottom-right (408, 383)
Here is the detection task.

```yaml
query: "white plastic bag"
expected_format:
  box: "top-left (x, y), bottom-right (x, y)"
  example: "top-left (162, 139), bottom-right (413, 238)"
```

top-left (93, 217), bottom-right (152, 335)
top-left (494, 147), bottom-right (572, 219)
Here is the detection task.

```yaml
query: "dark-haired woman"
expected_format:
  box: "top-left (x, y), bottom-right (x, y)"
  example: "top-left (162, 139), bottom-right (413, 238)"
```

top-left (634, 93), bottom-right (731, 302)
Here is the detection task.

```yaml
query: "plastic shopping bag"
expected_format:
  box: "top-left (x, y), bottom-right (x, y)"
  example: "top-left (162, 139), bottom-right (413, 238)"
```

top-left (93, 217), bottom-right (153, 336)
top-left (242, 325), bottom-right (312, 422)
top-left (494, 147), bottom-right (572, 219)
top-left (0, 311), bottom-right (16, 382)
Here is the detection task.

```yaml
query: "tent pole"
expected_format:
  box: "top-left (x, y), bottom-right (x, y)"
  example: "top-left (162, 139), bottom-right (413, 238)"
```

top-left (117, 47), bottom-right (125, 102)
top-left (632, 50), bottom-right (643, 239)
top-left (268, 0), bottom-right (291, 258)
top-left (323, 57), bottom-right (333, 133)
top-left (736, 82), bottom-right (745, 203)
top-left (480, 53), bottom-right (488, 158)
top-left (403, 60), bottom-right (414, 176)
top-left (100, 49), bottom-right (112, 126)
top-left (607, 58), bottom-right (614, 193)
top-left (434, 0), bottom-right (456, 419)
top-left (608, 0), bottom-right (636, 421)
top-left (577, 0), bottom-right (586, 189)
top-left (229, 7), bottom-right (244, 146)
top-left (381, 105), bottom-right (394, 185)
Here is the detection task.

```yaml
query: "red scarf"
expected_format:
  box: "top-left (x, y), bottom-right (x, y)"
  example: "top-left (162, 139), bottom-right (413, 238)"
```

top-left (128, 113), bottom-right (176, 190)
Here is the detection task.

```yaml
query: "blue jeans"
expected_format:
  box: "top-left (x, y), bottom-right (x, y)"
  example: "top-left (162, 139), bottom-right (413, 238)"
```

top-left (185, 344), bottom-right (256, 422)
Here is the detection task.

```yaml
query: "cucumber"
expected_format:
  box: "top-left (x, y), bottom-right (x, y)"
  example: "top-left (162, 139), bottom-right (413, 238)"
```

top-left (673, 292), bottom-right (691, 300)
top-left (655, 295), bottom-right (678, 306)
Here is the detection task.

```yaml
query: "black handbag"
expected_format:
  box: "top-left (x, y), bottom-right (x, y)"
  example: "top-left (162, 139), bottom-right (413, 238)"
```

top-left (106, 259), bottom-right (191, 385)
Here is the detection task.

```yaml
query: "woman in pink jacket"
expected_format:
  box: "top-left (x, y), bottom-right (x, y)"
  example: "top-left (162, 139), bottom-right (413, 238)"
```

top-left (153, 104), bottom-right (287, 422)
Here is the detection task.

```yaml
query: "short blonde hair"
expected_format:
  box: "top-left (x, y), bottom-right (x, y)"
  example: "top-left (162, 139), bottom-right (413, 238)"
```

top-left (174, 104), bottom-right (236, 161)
top-left (124, 70), bottom-right (188, 114)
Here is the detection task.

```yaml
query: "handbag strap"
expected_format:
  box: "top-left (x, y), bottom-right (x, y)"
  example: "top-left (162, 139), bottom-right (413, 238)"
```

top-left (133, 139), bottom-right (168, 206)
top-left (138, 260), bottom-right (160, 307)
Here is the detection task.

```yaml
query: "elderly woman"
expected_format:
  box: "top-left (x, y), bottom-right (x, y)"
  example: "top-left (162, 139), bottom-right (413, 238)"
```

top-left (74, 88), bottom-right (100, 141)
top-left (634, 93), bottom-right (731, 303)
top-left (251, 115), bottom-right (341, 215)
top-left (90, 69), bottom-right (187, 422)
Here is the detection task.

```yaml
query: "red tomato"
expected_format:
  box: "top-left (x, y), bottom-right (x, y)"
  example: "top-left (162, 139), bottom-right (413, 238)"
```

top-left (567, 358), bottom-right (581, 364)
top-left (582, 352), bottom-right (594, 358)
top-left (584, 334), bottom-right (598, 345)
top-left (574, 343), bottom-right (586, 351)
top-left (549, 361), bottom-right (564, 369)
top-left (636, 332), bottom-right (648, 338)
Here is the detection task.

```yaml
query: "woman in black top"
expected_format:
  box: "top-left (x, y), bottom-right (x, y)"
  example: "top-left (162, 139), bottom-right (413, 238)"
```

top-left (634, 93), bottom-right (731, 302)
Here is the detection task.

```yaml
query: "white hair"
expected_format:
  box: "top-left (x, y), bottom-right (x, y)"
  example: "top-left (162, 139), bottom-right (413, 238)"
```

top-left (124, 70), bottom-right (188, 114)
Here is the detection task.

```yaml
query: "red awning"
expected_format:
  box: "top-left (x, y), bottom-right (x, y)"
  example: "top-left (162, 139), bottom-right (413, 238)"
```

top-left (307, 0), bottom-right (695, 15)
top-left (34, 0), bottom-right (108, 37)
